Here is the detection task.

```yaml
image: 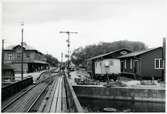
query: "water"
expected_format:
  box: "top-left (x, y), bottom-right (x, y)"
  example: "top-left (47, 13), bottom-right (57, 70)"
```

top-left (78, 97), bottom-right (165, 112)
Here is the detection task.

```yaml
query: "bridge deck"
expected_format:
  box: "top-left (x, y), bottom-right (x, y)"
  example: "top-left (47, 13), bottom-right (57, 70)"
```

top-left (2, 71), bottom-right (83, 113)
top-left (38, 73), bottom-right (83, 112)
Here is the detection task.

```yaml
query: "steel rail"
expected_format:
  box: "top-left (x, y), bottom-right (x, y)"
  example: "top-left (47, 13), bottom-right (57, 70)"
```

top-left (26, 76), bottom-right (55, 112)
top-left (44, 77), bottom-right (60, 112)
top-left (37, 77), bottom-right (58, 112)
top-left (26, 82), bottom-right (49, 112)
top-left (50, 77), bottom-right (61, 112)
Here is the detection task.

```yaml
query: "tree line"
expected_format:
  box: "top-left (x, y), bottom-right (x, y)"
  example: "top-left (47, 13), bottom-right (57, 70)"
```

top-left (71, 40), bottom-right (148, 67)
top-left (45, 54), bottom-right (59, 67)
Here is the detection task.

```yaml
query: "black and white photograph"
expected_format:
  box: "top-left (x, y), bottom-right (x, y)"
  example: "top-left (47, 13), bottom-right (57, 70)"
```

top-left (1, 0), bottom-right (166, 112)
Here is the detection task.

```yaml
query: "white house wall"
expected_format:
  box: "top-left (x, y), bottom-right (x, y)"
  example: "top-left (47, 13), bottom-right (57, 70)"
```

top-left (95, 59), bottom-right (121, 75)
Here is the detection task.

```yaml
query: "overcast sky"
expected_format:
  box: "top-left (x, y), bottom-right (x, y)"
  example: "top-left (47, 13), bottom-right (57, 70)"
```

top-left (2, 0), bottom-right (167, 61)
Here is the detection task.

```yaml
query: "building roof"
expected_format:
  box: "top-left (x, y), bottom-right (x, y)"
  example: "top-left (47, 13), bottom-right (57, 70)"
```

top-left (26, 60), bottom-right (48, 64)
top-left (118, 47), bottom-right (162, 58)
top-left (5, 42), bottom-right (44, 55)
top-left (5, 42), bottom-right (35, 50)
top-left (88, 48), bottom-right (131, 60)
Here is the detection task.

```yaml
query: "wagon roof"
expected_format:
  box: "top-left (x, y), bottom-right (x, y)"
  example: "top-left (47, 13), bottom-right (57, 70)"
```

top-left (118, 47), bottom-right (162, 58)
top-left (88, 48), bottom-right (131, 60)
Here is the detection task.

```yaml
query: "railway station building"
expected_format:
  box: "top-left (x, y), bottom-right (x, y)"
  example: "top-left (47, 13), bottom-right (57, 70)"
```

top-left (3, 42), bottom-right (49, 73)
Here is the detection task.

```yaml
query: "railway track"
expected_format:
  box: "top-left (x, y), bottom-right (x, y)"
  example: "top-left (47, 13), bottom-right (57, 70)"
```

top-left (1, 85), bottom-right (35, 112)
top-left (2, 73), bottom-right (56, 113)
top-left (50, 76), bottom-right (62, 112)
top-left (38, 75), bottom-right (66, 112)
top-left (37, 77), bottom-right (58, 112)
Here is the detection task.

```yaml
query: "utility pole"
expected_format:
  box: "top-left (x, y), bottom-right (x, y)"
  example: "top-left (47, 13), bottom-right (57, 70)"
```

top-left (2, 39), bottom-right (4, 73)
top-left (21, 22), bottom-right (24, 80)
top-left (163, 37), bottom-right (166, 82)
top-left (61, 52), bottom-right (63, 65)
top-left (59, 31), bottom-right (78, 71)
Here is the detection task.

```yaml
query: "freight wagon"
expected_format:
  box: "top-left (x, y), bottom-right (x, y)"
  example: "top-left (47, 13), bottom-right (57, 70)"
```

top-left (88, 48), bottom-right (131, 81)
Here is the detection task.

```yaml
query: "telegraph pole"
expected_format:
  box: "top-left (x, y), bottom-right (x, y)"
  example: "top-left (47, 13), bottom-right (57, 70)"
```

top-left (163, 37), bottom-right (166, 82)
top-left (21, 22), bottom-right (24, 80)
top-left (61, 52), bottom-right (63, 65)
top-left (59, 31), bottom-right (78, 70)
top-left (2, 39), bottom-right (4, 72)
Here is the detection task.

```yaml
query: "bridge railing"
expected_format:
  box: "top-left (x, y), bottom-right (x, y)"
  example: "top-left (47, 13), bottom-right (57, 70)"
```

top-left (2, 77), bottom-right (33, 101)
top-left (63, 73), bottom-right (84, 112)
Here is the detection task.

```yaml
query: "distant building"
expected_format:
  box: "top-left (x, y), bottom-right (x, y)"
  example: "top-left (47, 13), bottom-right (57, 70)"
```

top-left (2, 64), bottom-right (15, 81)
top-left (88, 48), bottom-right (131, 80)
top-left (4, 42), bottom-right (49, 73)
top-left (118, 47), bottom-right (164, 80)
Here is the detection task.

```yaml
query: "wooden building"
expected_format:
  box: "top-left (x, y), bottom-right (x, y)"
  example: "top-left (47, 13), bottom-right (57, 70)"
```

top-left (88, 48), bottom-right (131, 80)
top-left (4, 42), bottom-right (49, 73)
top-left (118, 47), bottom-right (164, 80)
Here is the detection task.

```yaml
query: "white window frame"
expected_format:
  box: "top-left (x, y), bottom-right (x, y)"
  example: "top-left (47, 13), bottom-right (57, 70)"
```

top-left (8, 53), bottom-right (13, 60)
top-left (124, 60), bottom-right (127, 69)
top-left (154, 58), bottom-right (164, 69)
top-left (130, 59), bottom-right (133, 69)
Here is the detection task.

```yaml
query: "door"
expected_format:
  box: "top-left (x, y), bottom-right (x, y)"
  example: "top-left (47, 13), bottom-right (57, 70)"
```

top-left (121, 61), bottom-right (124, 72)
top-left (134, 60), bottom-right (140, 74)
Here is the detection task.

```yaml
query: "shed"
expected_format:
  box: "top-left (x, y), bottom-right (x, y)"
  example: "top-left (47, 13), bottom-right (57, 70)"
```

top-left (2, 64), bottom-right (15, 81)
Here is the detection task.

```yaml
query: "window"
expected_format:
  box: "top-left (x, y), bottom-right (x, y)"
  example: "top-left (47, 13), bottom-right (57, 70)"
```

top-left (17, 53), bottom-right (21, 59)
top-left (8, 53), bottom-right (13, 60)
top-left (26, 53), bottom-right (30, 58)
top-left (130, 59), bottom-right (133, 69)
top-left (120, 51), bottom-right (128, 55)
top-left (124, 60), bottom-right (127, 69)
top-left (155, 58), bottom-right (164, 69)
top-left (95, 62), bottom-right (97, 67)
